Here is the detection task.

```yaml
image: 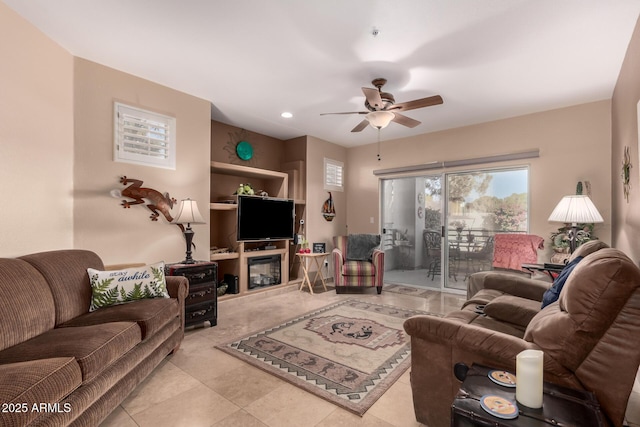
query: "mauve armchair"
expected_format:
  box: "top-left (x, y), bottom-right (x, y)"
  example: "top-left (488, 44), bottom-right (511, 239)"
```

top-left (332, 235), bottom-right (384, 294)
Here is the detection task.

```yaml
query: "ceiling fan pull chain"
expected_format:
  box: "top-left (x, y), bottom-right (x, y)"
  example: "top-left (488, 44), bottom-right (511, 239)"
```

top-left (377, 128), bottom-right (382, 161)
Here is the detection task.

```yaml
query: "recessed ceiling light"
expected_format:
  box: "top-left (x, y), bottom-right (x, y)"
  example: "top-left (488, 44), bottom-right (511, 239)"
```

top-left (281, 112), bottom-right (293, 118)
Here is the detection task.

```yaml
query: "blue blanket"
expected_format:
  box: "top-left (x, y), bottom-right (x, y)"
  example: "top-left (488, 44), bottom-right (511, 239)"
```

top-left (541, 256), bottom-right (583, 309)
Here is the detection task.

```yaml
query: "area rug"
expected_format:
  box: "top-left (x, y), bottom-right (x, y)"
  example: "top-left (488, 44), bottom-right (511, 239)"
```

top-left (216, 299), bottom-right (436, 416)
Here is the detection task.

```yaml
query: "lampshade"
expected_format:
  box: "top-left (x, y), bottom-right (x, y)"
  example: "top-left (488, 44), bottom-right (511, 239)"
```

top-left (172, 199), bottom-right (206, 225)
top-left (548, 195), bottom-right (604, 224)
top-left (365, 111), bottom-right (395, 129)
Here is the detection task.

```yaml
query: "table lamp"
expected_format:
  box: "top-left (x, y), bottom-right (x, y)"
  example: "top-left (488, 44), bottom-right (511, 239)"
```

top-left (172, 199), bottom-right (206, 264)
top-left (548, 195), bottom-right (603, 253)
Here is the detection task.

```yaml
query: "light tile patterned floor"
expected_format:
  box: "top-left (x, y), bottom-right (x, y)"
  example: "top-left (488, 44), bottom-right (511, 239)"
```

top-left (100, 284), bottom-right (466, 427)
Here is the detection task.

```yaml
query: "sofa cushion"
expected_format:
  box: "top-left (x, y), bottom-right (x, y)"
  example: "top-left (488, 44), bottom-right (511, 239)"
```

top-left (342, 260), bottom-right (376, 276)
top-left (0, 357), bottom-right (82, 427)
top-left (88, 262), bottom-right (169, 312)
top-left (462, 288), bottom-right (506, 308)
top-left (20, 250), bottom-right (104, 325)
top-left (445, 305), bottom-right (526, 338)
top-left (61, 297), bottom-right (179, 339)
top-left (0, 322), bottom-right (141, 381)
top-left (484, 295), bottom-right (541, 327)
top-left (0, 258), bottom-right (56, 352)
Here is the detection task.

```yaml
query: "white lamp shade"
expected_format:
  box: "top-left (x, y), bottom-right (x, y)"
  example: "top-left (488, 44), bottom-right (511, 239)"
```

top-left (548, 195), bottom-right (604, 224)
top-left (172, 199), bottom-right (206, 225)
top-left (365, 111), bottom-right (395, 129)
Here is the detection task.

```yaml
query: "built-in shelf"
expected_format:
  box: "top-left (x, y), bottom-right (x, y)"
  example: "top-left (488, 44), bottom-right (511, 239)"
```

top-left (210, 202), bottom-right (237, 211)
top-left (210, 252), bottom-right (239, 261)
top-left (211, 161), bottom-right (288, 181)
top-left (244, 248), bottom-right (287, 258)
top-left (210, 160), bottom-right (305, 298)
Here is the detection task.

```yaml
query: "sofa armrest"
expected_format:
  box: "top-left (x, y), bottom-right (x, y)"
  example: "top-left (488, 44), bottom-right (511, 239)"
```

top-left (371, 249), bottom-right (384, 268)
top-left (479, 272), bottom-right (551, 301)
top-left (332, 248), bottom-right (345, 286)
top-left (483, 295), bottom-right (541, 327)
top-left (404, 315), bottom-right (533, 367)
top-left (165, 276), bottom-right (189, 330)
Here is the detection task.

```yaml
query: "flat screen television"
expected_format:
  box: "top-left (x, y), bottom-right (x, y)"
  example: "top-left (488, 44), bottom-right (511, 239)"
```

top-left (237, 195), bottom-right (295, 241)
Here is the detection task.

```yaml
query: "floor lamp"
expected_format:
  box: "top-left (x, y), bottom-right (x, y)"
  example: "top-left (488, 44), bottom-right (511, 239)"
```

top-left (548, 195), bottom-right (603, 253)
top-left (172, 199), bottom-right (206, 264)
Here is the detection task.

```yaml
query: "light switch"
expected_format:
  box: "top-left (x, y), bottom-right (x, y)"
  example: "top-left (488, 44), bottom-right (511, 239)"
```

top-left (370, 217), bottom-right (374, 224)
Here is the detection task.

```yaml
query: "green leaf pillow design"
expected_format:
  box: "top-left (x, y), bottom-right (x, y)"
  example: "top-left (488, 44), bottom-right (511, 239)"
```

top-left (88, 262), bottom-right (169, 312)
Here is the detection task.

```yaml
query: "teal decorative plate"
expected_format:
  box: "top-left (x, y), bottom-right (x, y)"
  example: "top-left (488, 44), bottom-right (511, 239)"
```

top-left (236, 141), bottom-right (253, 160)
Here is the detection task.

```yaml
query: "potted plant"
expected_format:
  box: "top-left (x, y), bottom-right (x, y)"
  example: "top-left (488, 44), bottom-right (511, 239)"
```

top-left (550, 223), bottom-right (596, 253)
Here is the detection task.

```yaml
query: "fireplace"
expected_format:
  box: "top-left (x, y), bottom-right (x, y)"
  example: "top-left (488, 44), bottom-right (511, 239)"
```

top-left (247, 255), bottom-right (281, 289)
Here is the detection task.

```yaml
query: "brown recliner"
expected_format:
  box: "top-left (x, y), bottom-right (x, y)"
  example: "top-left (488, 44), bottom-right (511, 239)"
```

top-left (404, 247), bottom-right (640, 427)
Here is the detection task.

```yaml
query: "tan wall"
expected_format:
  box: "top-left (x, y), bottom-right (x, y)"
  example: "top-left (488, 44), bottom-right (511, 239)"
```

top-left (73, 58), bottom-right (211, 265)
top-left (0, 4), bottom-right (75, 257)
top-left (306, 136), bottom-right (347, 259)
top-left (612, 15), bottom-right (640, 264)
top-left (211, 121), bottom-right (285, 171)
top-left (346, 101), bottom-right (612, 261)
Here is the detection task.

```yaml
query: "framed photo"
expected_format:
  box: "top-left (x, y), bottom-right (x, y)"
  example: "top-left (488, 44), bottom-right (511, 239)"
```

top-left (312, 243), bottom-right (326, 254)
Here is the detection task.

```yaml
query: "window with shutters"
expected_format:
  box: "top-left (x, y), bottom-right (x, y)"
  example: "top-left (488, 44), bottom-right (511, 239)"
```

top-left (324, 158), bottom-right (344, 192)
top-left (114, 103), bottom-right (176, 169)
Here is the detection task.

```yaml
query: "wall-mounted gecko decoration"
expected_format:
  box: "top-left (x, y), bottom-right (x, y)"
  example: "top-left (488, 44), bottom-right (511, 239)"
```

top-left (112, 176), bottom-right (183, 230)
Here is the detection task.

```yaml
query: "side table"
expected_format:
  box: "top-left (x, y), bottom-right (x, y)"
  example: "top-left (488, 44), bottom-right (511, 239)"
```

top-left (296, 252), bottom-right (329, 294)
top-left (165, 261), bottom-right (217, 327)
top-left (521, 263), bottom-right (565, 280)
top-left (451, 364), bottom-right (608, 426)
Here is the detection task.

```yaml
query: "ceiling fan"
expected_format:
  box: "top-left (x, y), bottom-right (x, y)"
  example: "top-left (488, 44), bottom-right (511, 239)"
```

top-left (321, 78), bottom-right (443, 132)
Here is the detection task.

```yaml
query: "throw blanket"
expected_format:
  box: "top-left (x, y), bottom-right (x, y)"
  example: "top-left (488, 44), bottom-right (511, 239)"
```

top-left (347, 234), bottom-right (381, 261)
top-left (492, 234), bottom-right (544, 271)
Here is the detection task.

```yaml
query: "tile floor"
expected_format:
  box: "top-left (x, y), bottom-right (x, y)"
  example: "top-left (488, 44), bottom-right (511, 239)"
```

top-left (100, 284), bottom-right (466, 427)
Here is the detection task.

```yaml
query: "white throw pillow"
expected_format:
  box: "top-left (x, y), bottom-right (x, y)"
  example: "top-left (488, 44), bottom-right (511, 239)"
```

top-left (87, 262), bottom-right (169, 312)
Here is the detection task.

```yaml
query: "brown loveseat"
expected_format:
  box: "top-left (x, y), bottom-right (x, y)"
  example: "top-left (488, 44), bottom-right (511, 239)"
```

top-left (404, 246), bottom-right (640, 427)
top-left (0, 250), bottom-right (188, 427)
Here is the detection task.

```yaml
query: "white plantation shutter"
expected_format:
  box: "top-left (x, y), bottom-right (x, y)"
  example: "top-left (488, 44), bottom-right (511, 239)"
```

top-left (324, 158), bottom-right (344, 192)
top-left (114, 103), bottom-right (176, 169)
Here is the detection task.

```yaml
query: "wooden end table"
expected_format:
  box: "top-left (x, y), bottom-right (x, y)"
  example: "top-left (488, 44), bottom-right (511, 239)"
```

top-left (165, 261), bottom-right (218, 327)
top-left (296, 252), bottom-right (329, 294)
top-left (451, 364), bottom-right (608, 426)
top-left (521, 263), bottom-right (565, 280)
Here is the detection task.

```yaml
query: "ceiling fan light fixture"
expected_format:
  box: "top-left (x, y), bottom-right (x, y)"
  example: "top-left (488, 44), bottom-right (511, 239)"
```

top-left (366, 111), bottom-right (394, 129)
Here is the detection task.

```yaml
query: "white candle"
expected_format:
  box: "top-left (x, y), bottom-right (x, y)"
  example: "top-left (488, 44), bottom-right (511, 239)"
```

top-left (516, 349), bottom-right (544, 408)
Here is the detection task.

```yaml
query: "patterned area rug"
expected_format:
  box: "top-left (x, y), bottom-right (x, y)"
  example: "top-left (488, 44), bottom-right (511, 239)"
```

top-left (216, 299), bottom-right (435, 416)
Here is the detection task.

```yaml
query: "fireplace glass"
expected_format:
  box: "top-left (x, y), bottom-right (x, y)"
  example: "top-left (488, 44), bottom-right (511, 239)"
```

top-left (247, 255), bottom-right (281, 289)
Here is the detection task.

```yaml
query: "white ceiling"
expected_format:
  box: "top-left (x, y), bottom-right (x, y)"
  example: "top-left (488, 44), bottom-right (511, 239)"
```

top-left (5, 0), bottom-right (640, 147)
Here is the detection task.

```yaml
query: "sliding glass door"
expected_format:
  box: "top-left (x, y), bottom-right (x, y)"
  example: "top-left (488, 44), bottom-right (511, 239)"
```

top-left (381, 175), bottom-right (442, 289)
top-left (444, 168), bottom-right (529, 290)
top-left (380, 166), bottom-right (529, 292)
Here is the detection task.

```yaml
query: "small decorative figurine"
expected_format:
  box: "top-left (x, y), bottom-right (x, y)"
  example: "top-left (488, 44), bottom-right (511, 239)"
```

top-left (113, 176), bottom-right (182, 230)
top-left (322, 192), bottom-right (336, 221)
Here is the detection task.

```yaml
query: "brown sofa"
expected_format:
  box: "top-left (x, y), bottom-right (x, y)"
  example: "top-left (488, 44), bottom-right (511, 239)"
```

top-left (0, 250), bottom-right (188, 427)
top-left (404, 246), bottom-right (640, 427)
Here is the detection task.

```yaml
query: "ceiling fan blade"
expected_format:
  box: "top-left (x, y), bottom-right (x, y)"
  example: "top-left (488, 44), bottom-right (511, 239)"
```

top-left (389, 95), bottom-right (443, 112)
top-left (351, 120), bottom-right (369, 132)
top-left (392, 112), bottom-right (421, 128)
top-left (362, 87), bottom-right (384, 110)
top-left (320, 111), bottom-right (367, 116)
